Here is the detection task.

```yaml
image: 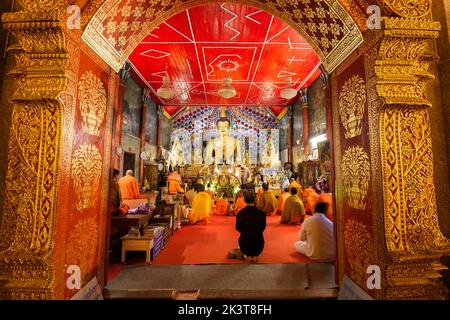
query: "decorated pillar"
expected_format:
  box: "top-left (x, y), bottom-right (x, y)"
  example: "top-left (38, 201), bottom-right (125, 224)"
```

top-left (0, 1), bottom-right (67, 299)
top-left (299, 89), bottom-right (309, 157)
top-left (376, 15), bottom-right (450, 299)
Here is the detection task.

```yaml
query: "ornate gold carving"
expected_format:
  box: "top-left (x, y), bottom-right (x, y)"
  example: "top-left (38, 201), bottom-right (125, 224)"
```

top-left (384, 0), bottom-right (431, 18)
top-left (78, 71), bottom-right (107, 136)
top-left (344, 218), bottom-right (374, 289)
top-left (66, 218), bottom-right (99, 286)
top-left (375, 17), bottom-right (440, 106)
top-left (341, 146), bottom-right (370, 210)
top-left (0, 101), bottom-right (62, 299)
top-left (338, 74), bottom-right (366, 139)
top-left (71, 144), bottom-right (103, 212)
top-left (379, 107), bottom-right (450, 255)
top-left (376, 16), bottom-right (450, 299)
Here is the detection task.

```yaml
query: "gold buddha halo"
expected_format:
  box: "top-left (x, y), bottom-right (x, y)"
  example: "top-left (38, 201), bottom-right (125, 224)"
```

top-left (344, 218), bottom-right (374, 289)
top-left (341, 146), bottom-right (370, 210)
top-left (71, 144), bottom-right (103, 212)
top-left (338, 74), bottom-right (366, 139)
top-left (78, 71), bottom-right (107, 137)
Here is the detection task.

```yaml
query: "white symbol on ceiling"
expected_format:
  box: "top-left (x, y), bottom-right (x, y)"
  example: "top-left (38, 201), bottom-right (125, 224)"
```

top-left (288, 56), bottom-right (306, 65)
top-left (140, 49), bottom-right (171, 59)
top-left (216, 59), bottom-right (241, 72)
top-left (245, 10), bottom-right (263, 24)
top-left (277, 70), bottom-right (297, 78)
top-left (207, 54), bottom-right (242, 78)
top-left (221, 4), bottom-right (240, 40)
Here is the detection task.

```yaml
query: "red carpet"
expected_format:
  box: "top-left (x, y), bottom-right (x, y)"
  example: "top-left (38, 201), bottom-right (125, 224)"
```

top-left (153, 214), bottom-right (311, 265)
top-left (108, 214), bottom-right (311, 283)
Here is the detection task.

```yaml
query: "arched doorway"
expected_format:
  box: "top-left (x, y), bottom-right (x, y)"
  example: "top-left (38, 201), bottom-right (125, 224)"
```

top-left (0, 0), bottom-right (448, 300)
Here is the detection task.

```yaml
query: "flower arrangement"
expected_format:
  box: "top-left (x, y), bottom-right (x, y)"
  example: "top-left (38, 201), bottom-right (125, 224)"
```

top-left (315, 175), bottom-right (329, 193)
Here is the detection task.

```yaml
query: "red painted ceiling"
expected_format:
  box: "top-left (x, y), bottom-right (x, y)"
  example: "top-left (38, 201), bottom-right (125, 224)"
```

top-left (128, 3), bottom-right (321, 108)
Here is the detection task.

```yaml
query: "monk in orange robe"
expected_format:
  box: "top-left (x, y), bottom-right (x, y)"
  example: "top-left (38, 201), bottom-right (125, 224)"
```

top-left (231, 190), bottom-right (246, 215)
top-left (167, 171), bottom-right (185, 195)
top-left (118, 170), bottom-right (141, 200)
top-left (303, 187), bottom-right (319, 214)
top-left (215, 194), bottom-right (230, 215)
top-left (275, 188), bottom-right (290, 215)
top-left (257, 183), bottom-right (277, 216)
top-left (189, 185), bottom-right (212, 224)
top-left (288, 178), bottom-right (303, 198)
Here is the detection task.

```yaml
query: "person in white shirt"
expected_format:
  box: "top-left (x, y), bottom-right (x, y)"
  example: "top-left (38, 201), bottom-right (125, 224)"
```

top-left (294, 202), bottom-right (334, 262)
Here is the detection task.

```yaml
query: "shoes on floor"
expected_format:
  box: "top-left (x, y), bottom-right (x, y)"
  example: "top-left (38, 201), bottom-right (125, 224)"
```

top-left (244, 256), bottom-right (259, 263)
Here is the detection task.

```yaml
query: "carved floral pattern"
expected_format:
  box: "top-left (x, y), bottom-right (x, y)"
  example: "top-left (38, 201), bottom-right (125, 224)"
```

top-left (78, 71), bottom-right (107, 136)
top-left (341, 146), bottom-right (370, 210)
top-left (338, 74), bottom-right (366, 139)
top-left (344, 218), bottom-right (374, 289)
top-left (71, 144), bottom-right (103, 212)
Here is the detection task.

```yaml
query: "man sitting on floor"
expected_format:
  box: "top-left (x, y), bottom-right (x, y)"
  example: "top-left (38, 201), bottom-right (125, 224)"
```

top-left (281, 187), bottom-right (305, 224)
top-left (189, 184), bottom-right (212, 224)
top-left (294, 202), bottom-right (334, 262)
top-left (215, 193), bottom-right (230, 216)
top-left (257, 183), bottom-right (277, 216)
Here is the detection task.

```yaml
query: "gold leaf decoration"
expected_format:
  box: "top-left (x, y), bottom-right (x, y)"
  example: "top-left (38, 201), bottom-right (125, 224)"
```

top-left (339, 74), bottom-right (366, 139)
top-left (78, 71), bottom-right (107, 137)
top-left (342, 146), bottom-right (370, 210)
top-left (344, 218), bottom-right (374, 289)
top-left (66, 217), bottom-right (99, 285)
top-left (71, 144), bottom-right (103, 212)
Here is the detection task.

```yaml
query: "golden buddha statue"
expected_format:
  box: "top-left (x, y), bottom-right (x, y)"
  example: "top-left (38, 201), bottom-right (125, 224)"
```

top-left (204, 111), bottom-right (242, 165)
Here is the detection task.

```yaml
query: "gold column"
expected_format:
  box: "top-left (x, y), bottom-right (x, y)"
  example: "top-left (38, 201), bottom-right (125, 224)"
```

top-left (0, 1), bottom-right (67, 299)
top-left (376, 13), bottom-right (450, 299)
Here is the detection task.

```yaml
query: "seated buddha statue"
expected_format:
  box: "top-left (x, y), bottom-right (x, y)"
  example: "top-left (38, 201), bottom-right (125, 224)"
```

top-left (204, 116), bottom-right (242, 165)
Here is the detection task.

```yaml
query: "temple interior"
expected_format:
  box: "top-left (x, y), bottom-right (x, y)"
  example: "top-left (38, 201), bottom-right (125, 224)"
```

top-left (1, 0), bottom-right (450, 301)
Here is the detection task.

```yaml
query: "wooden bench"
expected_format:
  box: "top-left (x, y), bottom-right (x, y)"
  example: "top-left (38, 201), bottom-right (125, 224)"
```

top-left (120, 235), bottom-right (154, 264)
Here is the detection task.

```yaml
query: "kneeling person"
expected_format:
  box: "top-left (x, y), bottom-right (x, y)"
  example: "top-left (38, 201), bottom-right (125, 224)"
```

top-left (236, 191), bottom-right (266, 262)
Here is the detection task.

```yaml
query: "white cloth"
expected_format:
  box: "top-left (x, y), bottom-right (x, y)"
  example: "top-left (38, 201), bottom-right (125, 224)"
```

top-left (294, 213), bottom-right (334, 262)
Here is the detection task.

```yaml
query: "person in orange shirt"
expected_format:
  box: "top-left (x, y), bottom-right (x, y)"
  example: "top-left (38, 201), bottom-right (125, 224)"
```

top-left (275, 188), bottom-right (290, 215)
top-left (118, 170), bottom-right (141, 200)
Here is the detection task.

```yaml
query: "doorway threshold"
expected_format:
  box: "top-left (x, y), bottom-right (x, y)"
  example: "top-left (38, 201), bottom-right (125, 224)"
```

top-left (104, 263), bottom-right (338, 300)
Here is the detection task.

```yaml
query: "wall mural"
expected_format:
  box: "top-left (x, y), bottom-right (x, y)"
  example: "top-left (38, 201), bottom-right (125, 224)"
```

top-left (292, 101), bottom-right (304, 147)
top-left (338, 74), bottom-right (366, 139)
top-left (308, 78), bottom-right (327, 139)
top-left (160, 113), bottom-right (172, 151)
top-left (123, 77), bottom-right (142, 137)
top-left (145, 97), bottom-right (158, 144)
top-left (279, 115), bottom-right (289, 152)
